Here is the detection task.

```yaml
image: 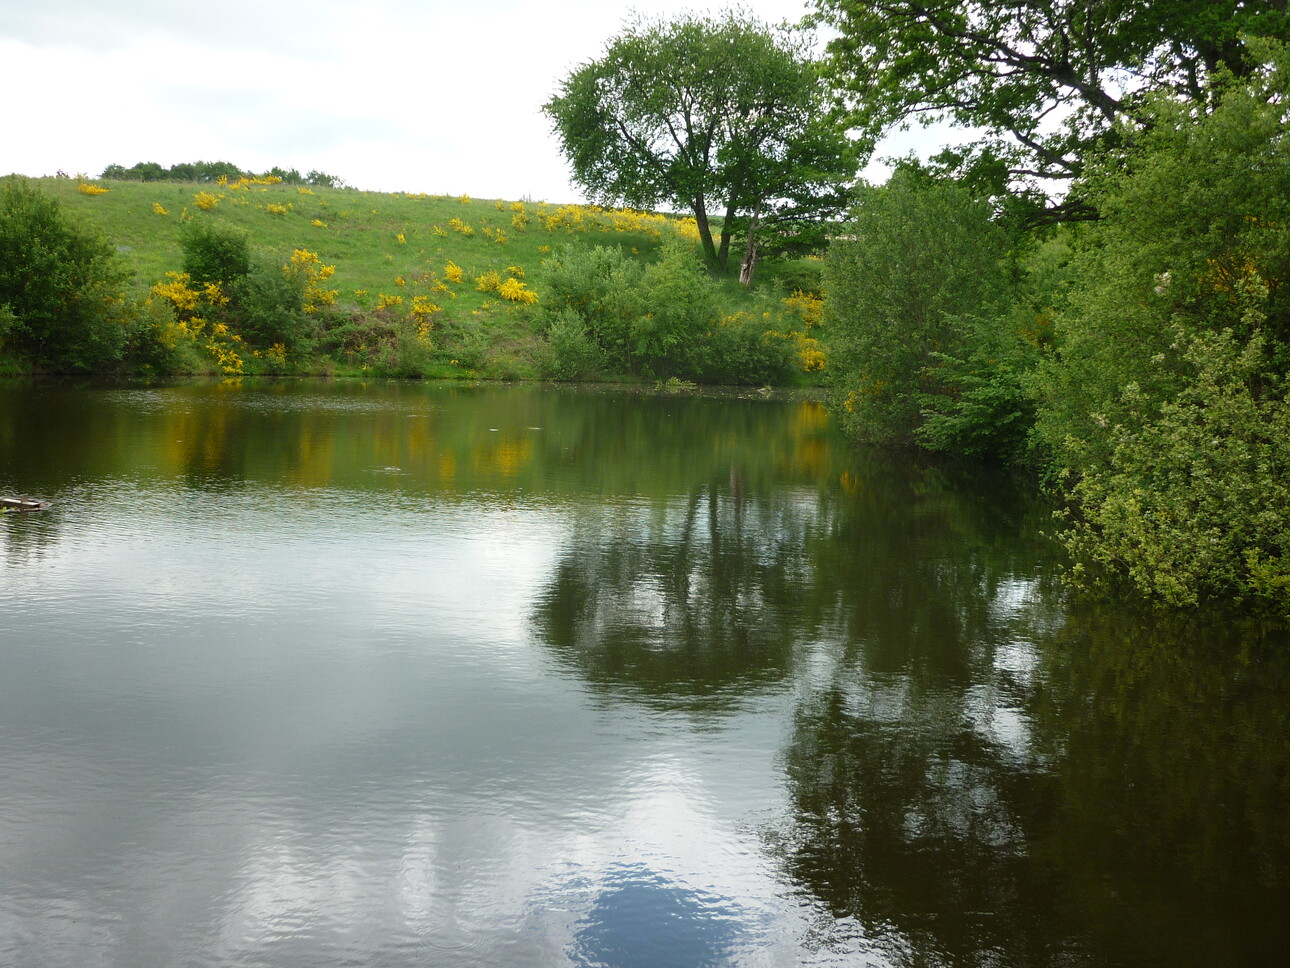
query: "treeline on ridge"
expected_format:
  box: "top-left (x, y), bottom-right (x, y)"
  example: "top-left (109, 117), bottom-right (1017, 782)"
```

top-left (100, 160), bottom-right (346, 188)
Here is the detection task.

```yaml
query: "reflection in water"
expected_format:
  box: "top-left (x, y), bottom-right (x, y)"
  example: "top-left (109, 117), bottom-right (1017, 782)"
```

top-left (531, 483), bottom-right (813, 710)
top-left (2, 379), bottom-right (1288, 968)
top-left (781, 600), bottom-right (1290, 967)
top-left (568, 864), bottom-right (745, 968)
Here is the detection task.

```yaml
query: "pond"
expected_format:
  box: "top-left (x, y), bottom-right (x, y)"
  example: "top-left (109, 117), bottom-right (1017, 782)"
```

top-left (1, 379), bottom-right (1287, 968)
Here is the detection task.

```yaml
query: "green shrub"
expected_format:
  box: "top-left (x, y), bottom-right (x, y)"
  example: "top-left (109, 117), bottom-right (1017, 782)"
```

top-left (224, 257), bottom-right (312, 354)
top-left (700, 308), bottom-right (798, 385)
top-left (764, 257), bottom-right (823, 296)
top-left (1063, 327), bottom-right (1290, 613)
top-left (543, 239), bottom-right (759, 380)
top-left (826, 168), bottom-right (1016, 446)
top-left (180, 219), bottom-right (251, 285)
top-left (543, 243), bottom-right (647, 371)
top-left (1032, 44), bottom-right (1290, 470)
top-left (0, 303), bottom-right (15, 346)
top-left (544, 307), bottom-right (608, 380)
top-left (0, 178), bottom-right (130, 371)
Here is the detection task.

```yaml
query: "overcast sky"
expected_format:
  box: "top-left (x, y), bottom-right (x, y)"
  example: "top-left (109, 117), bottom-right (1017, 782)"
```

top-left (1, 0), bottom-right (941, 202)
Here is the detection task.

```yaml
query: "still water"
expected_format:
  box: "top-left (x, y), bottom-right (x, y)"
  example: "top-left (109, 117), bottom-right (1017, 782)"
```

top-left (1, 379), bottom-right (1287, 968)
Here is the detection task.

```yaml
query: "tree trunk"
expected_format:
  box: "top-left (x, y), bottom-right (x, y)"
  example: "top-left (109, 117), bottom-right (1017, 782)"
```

top-left (691, 196), bottom-right (719, 265)
top-left (738, 201), bottom-right (761, 288)
top-left (716, 200), bottom-right (738, 272)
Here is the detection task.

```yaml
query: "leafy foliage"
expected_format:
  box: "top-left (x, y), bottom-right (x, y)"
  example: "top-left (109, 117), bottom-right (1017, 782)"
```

top-left (179, 219), bottom-right (251, 286)
top-left (540, 240), bottom-right (795, 384)
top-left (1031, 40), bottom-right (1290, 471)
top-left (825, 167), bottom-right (1018, 448)
top-left (102, 160), bottom-right (346, 187)
top-left (225, 256), bottom-right (312, 355)
top-left (0, 178), bottom-right (130, 371)
top-left (1062, 328), bottom-right (1290, 612)
top-left (810, 0), bottom-right (1289, 221)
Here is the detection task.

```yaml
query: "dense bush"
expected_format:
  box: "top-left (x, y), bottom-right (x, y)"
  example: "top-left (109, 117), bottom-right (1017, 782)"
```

top-left (1030, 49), bottom-right (1290, 612)
top-left (541, 240), bottom-right (796, 383)
top-left (0, 178), bottom-right (131, 371)
top-left (1031, 48), bottom-right (1290, 473)
top-left (224, 257), bottom-right (312, 354)
top-left (180, 220), bottom-right (251, 286)
top-left (544, 307), bottom-right (608, 380)
top-left (1062, 328), bottom-right (1290, 611)
top-left (825, 167), bottom-right (1020, 450)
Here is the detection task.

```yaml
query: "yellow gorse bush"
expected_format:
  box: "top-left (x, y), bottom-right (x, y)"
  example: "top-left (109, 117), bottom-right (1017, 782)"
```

top-left (77, 182), bottom-right (110, 195)
top-left (151, 272), bottom-right (202, 313)
top-left (475, 271), bottom-right (502, 293)
top-left (193, 191), bottom-right (221, 210)
top-left (148, 272), bottom-right (244, 374)
top-left (782, 290), bottom-right (824, 328)
top-left (152, 202), bottom-right (169, 215)
top-left (443, 261), bottom-right (463, 283)
top-left (284, 249), bottom-right (338, 313)
top-left (410, 296), bottom-right (442, 342)
top-left (498, 277), bottom-right (538, 304)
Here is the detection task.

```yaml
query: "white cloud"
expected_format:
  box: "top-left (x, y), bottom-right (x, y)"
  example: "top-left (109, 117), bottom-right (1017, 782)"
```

top-left (1, 0), bottom-right (819, 202)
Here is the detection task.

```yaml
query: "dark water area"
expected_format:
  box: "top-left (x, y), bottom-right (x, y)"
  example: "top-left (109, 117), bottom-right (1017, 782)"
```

top-left (1, 379), bottom-right (1287, 967)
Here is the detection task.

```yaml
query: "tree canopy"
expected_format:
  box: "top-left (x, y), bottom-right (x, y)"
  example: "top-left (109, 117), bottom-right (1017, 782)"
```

top-left (544, 11), bottom-right (859, 273)
top-left (810, 0), bottom-right (1290, 222)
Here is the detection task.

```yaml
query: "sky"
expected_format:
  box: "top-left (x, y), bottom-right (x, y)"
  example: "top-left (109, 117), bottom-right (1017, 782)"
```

top-left (1, 0), bottom-right (945, 203)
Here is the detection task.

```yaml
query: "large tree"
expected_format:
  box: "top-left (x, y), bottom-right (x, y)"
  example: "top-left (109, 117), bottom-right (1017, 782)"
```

top-left (810, 0), bottom-right (1290, 222)
top-left (544, 11), bottom-right (858, 275)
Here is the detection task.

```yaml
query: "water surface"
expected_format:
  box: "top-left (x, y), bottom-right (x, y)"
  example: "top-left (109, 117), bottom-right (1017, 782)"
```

top-left (1, 380), bottom-right (1287, 967)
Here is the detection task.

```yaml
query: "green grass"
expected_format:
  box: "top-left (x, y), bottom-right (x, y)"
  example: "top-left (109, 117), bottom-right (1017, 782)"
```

top-left (11, 175), bottom-right (825, 381)
top-left (41, 177), bottom-right (679, 315)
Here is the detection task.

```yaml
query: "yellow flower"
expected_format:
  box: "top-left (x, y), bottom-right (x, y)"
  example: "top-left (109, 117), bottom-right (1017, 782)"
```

top-left (152, 202), bottom-right (169, 215)
top-left (410, 295), bottom-right (442, 315)
top-left (782, 290), bottom-right (824, 328)
top-left (194, 191), bottom-right (220, 210)
top-left (443, 261), bottom-right (463, 283)
top-left (312, 219), bottom-right (328, 228)
top-left (498, 277), bottom-right (538, 304)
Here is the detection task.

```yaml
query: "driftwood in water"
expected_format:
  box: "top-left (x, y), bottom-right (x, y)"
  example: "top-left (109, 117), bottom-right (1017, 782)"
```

top-left (1, 496), bottom-right (50, 512)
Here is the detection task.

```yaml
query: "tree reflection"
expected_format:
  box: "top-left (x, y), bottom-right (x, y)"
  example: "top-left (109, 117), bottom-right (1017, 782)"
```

top-left (779, 596), bottom-right (1290, 967)
top-left (531, 478), bottom-right (814, 711)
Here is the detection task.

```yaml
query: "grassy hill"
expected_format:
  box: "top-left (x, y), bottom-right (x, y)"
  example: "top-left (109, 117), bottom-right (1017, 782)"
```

top-left (5, 174), bottom-right (825, 382)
